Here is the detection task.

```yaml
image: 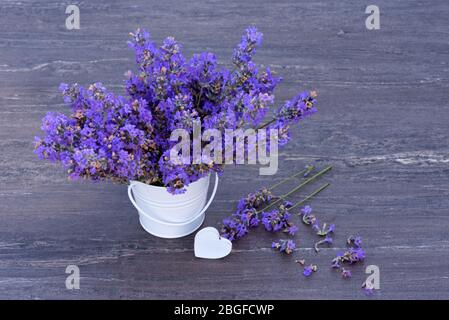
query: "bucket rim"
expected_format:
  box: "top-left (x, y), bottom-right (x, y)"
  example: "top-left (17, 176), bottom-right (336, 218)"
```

top-left (129, 173), bottom-right (210, 192)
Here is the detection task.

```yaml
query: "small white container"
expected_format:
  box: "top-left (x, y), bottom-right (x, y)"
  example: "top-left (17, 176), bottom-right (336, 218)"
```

top-left (127, 173), bottom-right (218, 238)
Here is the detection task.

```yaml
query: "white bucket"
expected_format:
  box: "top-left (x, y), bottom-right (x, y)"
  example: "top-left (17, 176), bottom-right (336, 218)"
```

top-left (127, 173), bottom-right (219, 238)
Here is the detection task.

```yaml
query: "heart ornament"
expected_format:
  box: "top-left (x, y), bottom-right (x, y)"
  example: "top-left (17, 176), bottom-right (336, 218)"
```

top-left (194, 227), bottom-right (232, 259)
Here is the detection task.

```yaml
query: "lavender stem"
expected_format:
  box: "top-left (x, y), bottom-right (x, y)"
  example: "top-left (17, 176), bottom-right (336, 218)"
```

top-left (258, 165), bottom-right (332, 213)
top-left (289, 182), bottom-right (330, 211)
top-left (268, 165), bottom-right (314, 191)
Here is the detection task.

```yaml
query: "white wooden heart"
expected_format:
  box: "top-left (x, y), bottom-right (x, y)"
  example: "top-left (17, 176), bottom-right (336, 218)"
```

top-left (194, 227), bottom-right (232, 259)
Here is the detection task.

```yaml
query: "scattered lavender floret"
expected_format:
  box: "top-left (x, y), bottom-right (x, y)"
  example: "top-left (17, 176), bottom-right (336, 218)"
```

top-left (331, 234), bottom-right (366, 291)
top-left (300, 205), bottom-right (316, 225)
top-left (332, 246), bottom-right (366, 266)
top-left (285, 225), bottom-right (299, 236)
top-left (272, 239), bottom-right (296, 255)
top-left (341, 268), bottom-right (352, 279)
top-left (313, 221), bottom-right (335, 236)
top-left (347, 235), bottom-right (362, 248)
top-left (303, 264), bottom-right (317, 277)
top-left (314, 235), bottom-right (333, 253)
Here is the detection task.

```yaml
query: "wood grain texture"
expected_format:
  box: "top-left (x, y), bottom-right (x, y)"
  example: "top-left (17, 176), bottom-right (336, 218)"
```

top-left (0, 0), bottom-right (448, 299)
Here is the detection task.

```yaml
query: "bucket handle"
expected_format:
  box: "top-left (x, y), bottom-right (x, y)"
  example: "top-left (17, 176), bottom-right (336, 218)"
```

top-left (127, 173), bottom-right (219, 226)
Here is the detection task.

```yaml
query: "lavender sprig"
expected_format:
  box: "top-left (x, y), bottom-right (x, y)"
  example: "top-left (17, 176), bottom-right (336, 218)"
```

top-left (221, 166), bottom-right (332, 242)
top-left (303, 264), bottom-right (317, 277)
top-left (260, 166), bottom-right (332, 213)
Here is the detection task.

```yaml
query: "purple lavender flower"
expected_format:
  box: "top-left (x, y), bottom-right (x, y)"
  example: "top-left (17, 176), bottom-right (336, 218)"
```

top-left (331, 235), bottom-right (366, 271)
top-left (303, 264), bottom-right (317, 277)
top-left (280, 240), bottom-right (296, 254)
top-left (238, 187), bottom-right (273, 211)
top-left (220, 187), bottom-right (274, 241)
top-left (300, 205), bottom-right (316, 225)
top-left (313, 222), bottom-right (335, 236)
top-left (221, 217), bottom-right (248, 241)
top-left (324, 235), bottom-right (333, 244)
top-left (35, 27), bottom-right (317, 195)
top-left (347, 235), bottom-right (362, 248)
top-left (269, 91), bottom-right (317, 145)
top-left (348, 247), bottom-right (366, 263)
top-left (272, 239), bottom-right (295, 255)
top-left (301, 205), bottom-right (312, 216)
top-left (341, 268), bottom-right (352, 279)
top-left (261, 202), bottom-right (296, 234)
top-left (285, 225), bottom-right (299, 236)
top-left (314, 235), bottom-right (333, 252)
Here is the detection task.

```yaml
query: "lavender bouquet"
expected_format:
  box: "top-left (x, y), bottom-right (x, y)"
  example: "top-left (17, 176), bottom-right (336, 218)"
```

top-left (34, 27), bottom-right (317, 194)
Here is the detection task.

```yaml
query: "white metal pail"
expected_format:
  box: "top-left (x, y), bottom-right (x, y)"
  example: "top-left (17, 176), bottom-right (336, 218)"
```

top-left (127, 173), bottom-right (218, 238)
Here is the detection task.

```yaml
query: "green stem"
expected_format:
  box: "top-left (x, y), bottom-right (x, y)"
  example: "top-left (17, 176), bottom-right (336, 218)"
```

top-left (268, 165), bottom-right (314, 191)
top-left (257, 165), bottom-right (332, 213)
top-left (289, 182), bottom-right (330, 211)
top-left (196, 87), bottom-right (203, 109)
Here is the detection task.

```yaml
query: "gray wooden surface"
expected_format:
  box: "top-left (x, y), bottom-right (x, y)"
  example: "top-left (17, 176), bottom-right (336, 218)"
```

top-left (0, 0), bottom-right (448, 300)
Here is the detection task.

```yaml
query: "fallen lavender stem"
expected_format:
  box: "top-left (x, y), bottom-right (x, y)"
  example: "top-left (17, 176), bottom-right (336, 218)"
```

top-left (258, 166), bottom-right (332, 213)
top-left (288, 182), bottom-right (331, 211)
top-left (268, 165), bottom-right (314, 191)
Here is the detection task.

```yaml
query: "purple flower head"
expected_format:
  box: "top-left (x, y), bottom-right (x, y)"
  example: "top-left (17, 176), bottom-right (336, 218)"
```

top-left (281, 239), bottom-right (295, 254)
top-left (272, 239), bottom-right (295, 255)
top-left (261, 203), bottom-right (293, 233)
top-left (238, 188), bottom-right (272, 212)
top-left (324, 235), bottom-right (333, 244)
top-left (301, 205), bottom-right (312, 216)
top-left (301, 205), bottom-right (316, 225)
top-left (233, 26), bottom-right (263, 66)
top-left (314, 222), bottom-right (335, 236)
top-left (285, 225), bottom-right (299, 236)
top-left (331, 236), bottom-right (367, 270)
top-left (314, 235), bottom-right (333, 252)
top-left (220, 185), bottom-right (274, 241)
top-left (220, 217), bottom-right (248, 242)
top-left (348, 247), bottom-right (366, 263)
top-left (303, 264), bottom-right (317, 277)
